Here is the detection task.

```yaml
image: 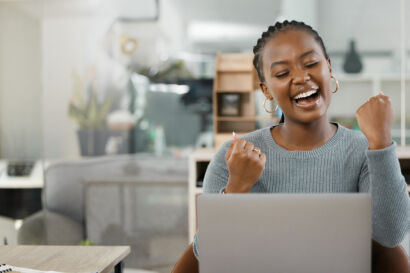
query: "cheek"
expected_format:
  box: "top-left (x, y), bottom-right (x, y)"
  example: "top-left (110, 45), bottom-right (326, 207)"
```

top-left (269, 80), bottom-right (289, 101)
top-left (324, 77), bottom-right (333, 95)
top-left (318, 68), bottom-right (332, 93)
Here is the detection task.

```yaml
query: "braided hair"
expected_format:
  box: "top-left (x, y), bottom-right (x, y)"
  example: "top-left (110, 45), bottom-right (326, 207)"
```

top-left (253, 20), bottom-right (329, 83)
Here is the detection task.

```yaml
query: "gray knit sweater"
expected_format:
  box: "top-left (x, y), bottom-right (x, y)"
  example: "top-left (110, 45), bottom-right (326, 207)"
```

top-left (193, 123), bottom-right (410, 258)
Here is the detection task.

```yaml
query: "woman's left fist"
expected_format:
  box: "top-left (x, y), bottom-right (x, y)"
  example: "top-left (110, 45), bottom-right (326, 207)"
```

top-left (356, 92), bottom-right (394, 150)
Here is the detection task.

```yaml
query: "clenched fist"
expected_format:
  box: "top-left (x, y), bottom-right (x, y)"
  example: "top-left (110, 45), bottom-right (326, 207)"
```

top-left (356, 92), bottom-right (393, 150)
top-left (224, 133), bottom-right (266, 193)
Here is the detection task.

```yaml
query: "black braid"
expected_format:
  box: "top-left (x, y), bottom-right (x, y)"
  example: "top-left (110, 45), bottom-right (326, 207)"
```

top-left (253, 20), bottom-right (329, 83)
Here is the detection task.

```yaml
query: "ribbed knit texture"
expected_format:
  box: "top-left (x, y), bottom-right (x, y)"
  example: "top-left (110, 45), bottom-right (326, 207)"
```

top-left (193, 123), bottom-right (410, 259)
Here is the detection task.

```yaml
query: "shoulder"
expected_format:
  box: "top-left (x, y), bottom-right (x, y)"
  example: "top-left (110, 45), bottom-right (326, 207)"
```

top-left (239, 127), bottom-right (271, 144)
top-left (336, 124), bottom-right (369, 152)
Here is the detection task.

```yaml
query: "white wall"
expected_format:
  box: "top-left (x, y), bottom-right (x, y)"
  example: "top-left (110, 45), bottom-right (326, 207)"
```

top-left (277, 0), bottom-right (318, 29)
top-left (318, 0), bottom-right (408, 52)
top-left (0, 4), bottom-right (42, 159)
top-left (41, 17), bottom-right (104, 158)
top-left (41, 0), bottom-right (184, 158)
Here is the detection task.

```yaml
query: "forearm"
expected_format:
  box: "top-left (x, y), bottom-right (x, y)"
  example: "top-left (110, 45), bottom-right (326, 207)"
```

top-left (366, 143), bottom-right (410, 246)
top-left (372, 240), bottom-right (410, 273)
top-left (172, 244), bottom-right (199, 273)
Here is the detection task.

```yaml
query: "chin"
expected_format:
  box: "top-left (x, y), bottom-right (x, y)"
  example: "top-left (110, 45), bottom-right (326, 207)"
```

top-left (286, 108), bottom-right (328, 124)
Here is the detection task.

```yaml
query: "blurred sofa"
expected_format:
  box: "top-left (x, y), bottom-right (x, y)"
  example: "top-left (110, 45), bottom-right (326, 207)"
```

top-left (18, 154), bottom-right (188, 269)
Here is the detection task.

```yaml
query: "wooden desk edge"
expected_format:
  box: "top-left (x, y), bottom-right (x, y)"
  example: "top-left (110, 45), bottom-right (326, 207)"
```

top-left (100, 246), bottom-right (131, 273)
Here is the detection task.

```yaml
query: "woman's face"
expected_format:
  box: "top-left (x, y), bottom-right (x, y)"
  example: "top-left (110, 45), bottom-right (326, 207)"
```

top-left (260, 29), bottom-right (332, 124)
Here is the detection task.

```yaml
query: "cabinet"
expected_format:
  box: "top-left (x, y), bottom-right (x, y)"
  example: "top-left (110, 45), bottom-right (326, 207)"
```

top-left (330, 74), bottom-right (410, 144)
top-left (188, 148), bottom-right (214, 240)
top-left (213, 53), bottom-right (275, 148)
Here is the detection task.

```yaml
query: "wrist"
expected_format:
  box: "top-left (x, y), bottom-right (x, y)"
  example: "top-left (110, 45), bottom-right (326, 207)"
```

top-left (368, 136), bottom-right (392, 150)
top-left (225, 176), bottom-right (252, 193)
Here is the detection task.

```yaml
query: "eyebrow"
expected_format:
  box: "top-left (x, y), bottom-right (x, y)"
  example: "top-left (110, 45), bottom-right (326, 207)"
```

top-left (270, 50), bottom-right (318, 70)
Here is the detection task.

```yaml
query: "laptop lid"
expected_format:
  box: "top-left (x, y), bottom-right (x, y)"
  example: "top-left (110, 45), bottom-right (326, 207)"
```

top-left (197, 193), bottom-right (371, 273)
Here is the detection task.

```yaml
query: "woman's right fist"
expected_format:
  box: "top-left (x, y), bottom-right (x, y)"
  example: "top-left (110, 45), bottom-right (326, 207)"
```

top-left (224, 134), bottom-right (266, 193)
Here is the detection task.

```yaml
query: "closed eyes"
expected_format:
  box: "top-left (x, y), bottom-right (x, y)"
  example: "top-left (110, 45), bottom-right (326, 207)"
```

top-left (304, 61), bottom-right (319, 68)
top-left (274, 61), bottom-right (319, 78)
top-left (275, 71), bottom-right (289, 78)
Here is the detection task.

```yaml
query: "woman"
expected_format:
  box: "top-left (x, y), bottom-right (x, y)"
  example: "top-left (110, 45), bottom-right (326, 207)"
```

top-left (173, 20), bottom-right (410, 273)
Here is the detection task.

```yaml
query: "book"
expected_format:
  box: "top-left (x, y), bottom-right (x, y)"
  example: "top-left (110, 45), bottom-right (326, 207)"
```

top-left (0, 264), bottom-right (64, 273)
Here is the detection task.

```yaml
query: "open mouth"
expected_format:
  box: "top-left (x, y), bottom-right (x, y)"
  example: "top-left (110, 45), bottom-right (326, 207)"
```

top-left (292, 88), bottom-right (320, 108)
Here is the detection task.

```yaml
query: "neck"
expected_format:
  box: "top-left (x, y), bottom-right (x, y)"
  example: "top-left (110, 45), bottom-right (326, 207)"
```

top-left (273, 116), bottom-right (336, 151)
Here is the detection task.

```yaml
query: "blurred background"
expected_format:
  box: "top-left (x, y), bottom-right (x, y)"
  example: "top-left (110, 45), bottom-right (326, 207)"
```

top-left (0, 0), bottom-right (409, 272)
top-left (0, 0), bottom-right (409, 161)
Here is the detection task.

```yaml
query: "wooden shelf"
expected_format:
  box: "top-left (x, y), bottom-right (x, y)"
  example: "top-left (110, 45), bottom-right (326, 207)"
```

top-left (255, 115), bottom-right (277, 121)
top-left (217, 68), bottom-right (253, 73)
top-left (216, 72), bottom-right (254, 92)
top-left (213, 53), bottom-right (259, 149)
top-left (216, 115), bottom-right (276, 122)
top-left (216, 116), bottom-right (256, 121)
top-left (216, 53), bottom-right (254, 71)
top-left (188, 148), bottom-right (215, 240)
top-left (215, 89), bottom-right (254, 93)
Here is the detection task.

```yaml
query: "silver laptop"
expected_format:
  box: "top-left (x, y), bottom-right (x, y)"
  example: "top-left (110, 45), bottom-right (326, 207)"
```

top-left (197, 193), bottom-right (371, 273)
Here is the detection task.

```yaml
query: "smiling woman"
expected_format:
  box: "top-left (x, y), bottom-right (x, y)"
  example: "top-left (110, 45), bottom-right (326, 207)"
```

top-left (172, 20), bottom-right (410, 273)
top-left (255, 22), bottom-right (333, 130)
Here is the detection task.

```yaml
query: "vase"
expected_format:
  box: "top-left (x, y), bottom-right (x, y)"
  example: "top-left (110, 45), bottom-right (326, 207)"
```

top-left (77, 129), bottom-right (109, 156)
top-left (343, 39), bottom-right (363, 74)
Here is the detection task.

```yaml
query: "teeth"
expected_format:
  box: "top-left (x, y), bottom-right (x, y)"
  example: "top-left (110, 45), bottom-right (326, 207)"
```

top-left (294, 89), bottom-right (317, 100)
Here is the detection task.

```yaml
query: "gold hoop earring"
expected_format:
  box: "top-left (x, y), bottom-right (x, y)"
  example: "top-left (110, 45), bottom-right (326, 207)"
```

top-left (331, 75), bottom-right (339, 93)
top-left (263, 98), bottom-right (278, 113)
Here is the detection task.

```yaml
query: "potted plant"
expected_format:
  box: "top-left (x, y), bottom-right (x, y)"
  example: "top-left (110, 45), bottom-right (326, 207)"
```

top-left (68, 71), bottom-right (113, 156)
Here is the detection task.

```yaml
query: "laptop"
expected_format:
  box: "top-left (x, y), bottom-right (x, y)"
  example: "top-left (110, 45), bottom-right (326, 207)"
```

top-left (197, 193), bottom-right (371, 273)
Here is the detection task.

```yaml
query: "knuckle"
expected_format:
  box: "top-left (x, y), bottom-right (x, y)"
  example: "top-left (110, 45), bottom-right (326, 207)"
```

top-left (239, 153), bottom-right (247, 159)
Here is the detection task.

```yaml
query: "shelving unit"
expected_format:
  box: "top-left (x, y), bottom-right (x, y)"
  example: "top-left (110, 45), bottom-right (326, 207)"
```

top-left (213, 53), bottom-right (261, 148)
top-left (330, 74), bottom-right (410, 144)
top-left (188, 148), bottom-right (214, 240)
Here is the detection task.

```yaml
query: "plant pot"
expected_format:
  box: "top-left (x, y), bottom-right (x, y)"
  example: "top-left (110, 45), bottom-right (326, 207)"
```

top-left (77, 129), bottom-right (110, 156)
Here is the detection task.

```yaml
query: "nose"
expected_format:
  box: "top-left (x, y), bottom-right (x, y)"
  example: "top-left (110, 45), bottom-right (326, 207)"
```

top-left (293, 70), bottom-right (310, 84)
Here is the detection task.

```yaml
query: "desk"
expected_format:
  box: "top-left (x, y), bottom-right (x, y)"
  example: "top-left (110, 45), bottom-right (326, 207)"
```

top-left (0, 160), bottom-right (44, 189)
top-left (0, 245), bottom-right (130, 273)
top-left (0, 160), bottom-right (45, 219)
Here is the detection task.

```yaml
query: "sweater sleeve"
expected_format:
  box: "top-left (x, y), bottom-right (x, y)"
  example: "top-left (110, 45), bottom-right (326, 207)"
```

top-left (358, 142), bottom-right (410, 247)
top-left (192, 140), bottom-right (231, 260)
top-left (202, 141), bottom-right (231, 194)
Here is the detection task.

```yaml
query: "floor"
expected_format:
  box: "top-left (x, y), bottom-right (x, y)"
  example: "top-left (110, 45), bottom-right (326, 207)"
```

top-left (0, 216), bottom-right (175, 273)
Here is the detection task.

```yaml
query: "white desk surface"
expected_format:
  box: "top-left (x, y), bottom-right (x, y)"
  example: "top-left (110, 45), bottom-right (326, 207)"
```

top-left (0, 160), bottom-right (45, 189)
top-left (397, 146), bottom-right (410, 159)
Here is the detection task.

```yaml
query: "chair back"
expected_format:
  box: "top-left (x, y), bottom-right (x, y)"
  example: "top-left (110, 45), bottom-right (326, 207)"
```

top-left (44, 154), bottom-right (187, 224)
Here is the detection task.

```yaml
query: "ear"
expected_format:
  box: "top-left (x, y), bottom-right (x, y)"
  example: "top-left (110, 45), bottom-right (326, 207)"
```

top-left (260, 82), bottom-right (273, 100)
top-left (327, 58), bottom-right (332, 74)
